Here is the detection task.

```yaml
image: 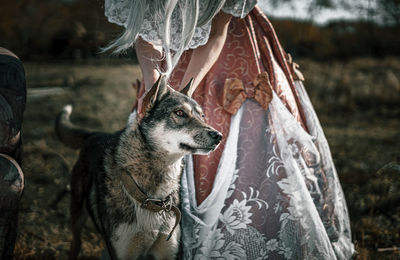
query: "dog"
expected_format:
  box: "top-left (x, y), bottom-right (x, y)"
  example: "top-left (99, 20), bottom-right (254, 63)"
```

top-left (55, 75), bottom-right (222, 260)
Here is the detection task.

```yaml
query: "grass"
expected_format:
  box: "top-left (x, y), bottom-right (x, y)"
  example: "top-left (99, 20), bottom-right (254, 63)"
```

top-left (12, 58), bottom-right (400, 259)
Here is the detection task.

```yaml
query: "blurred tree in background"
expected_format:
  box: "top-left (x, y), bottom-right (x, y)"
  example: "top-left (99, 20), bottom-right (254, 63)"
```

top-left (269, 0), bottom-right (400, 25)
top-left (0, 0), bottom-right (120, 60)
top-left (0, 0), bottom-right (399, 60)
top-left (377, 0), bottom-right (400, 25)
top-left (266, 0), bottom-right (400, 59)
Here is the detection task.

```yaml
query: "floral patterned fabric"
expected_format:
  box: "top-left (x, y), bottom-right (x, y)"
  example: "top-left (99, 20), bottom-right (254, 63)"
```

top-left (171, 7), bottom-right (354, 259)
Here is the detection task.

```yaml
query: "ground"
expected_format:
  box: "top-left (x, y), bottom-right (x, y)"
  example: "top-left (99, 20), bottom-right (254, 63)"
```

top-left (12, 58), bottom-right (400, 259)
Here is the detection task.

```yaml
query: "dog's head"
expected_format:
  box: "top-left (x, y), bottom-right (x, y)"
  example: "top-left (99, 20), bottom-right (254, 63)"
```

top-left (137, 75), bottom-right (222, 157)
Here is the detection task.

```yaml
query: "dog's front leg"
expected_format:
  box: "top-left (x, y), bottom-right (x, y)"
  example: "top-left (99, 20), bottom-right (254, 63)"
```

top-left (146, 226), bottom-right (180, 260)
top-left (69, 160), bottom-right (89, 260)
top-left (111, 230), bottom-right (155, 260)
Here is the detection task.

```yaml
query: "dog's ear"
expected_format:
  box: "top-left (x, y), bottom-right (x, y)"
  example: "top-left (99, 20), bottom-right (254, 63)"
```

top-left (156, 75), bottom-right (169, 101)
top-left (141, 75), bottom-right (168, 116)
top-left (180, 78), bottom-right (195, 98)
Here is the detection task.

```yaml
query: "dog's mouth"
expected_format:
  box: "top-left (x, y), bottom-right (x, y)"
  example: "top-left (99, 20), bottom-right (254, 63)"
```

top-left (179, 143), bottom-right (218, 153)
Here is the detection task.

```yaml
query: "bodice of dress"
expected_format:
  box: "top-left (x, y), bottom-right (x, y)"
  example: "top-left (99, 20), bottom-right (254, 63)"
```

top-left (104, 0), bottom-right (258, 50)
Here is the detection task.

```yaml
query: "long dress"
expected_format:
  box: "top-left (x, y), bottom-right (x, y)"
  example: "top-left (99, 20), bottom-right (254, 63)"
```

top-left (105, 1), bottom-right (355, 259)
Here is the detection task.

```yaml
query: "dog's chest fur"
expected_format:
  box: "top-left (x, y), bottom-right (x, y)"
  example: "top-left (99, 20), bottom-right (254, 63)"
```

top-left (85, 129), bottom-right (182, 258)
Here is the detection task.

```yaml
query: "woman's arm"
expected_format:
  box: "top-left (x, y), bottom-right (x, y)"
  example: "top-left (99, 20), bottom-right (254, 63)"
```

top-left (135, 36), bottom-right (163, 90)
top-left (179, 11), bottom-right (232, 94)
top-left (136, 11), bottom-right (231, 92)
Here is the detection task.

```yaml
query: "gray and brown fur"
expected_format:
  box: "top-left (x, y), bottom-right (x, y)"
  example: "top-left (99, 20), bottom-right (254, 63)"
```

top-left (55, 76), bottom-right (222, 260)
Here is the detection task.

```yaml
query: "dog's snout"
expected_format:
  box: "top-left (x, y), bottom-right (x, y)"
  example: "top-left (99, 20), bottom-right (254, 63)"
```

top-left (208, 131), bottom-right (222, 143)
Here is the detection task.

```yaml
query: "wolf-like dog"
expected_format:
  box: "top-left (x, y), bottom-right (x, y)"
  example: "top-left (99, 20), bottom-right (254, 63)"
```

top-left (55, 76), bottom-right (222, 260)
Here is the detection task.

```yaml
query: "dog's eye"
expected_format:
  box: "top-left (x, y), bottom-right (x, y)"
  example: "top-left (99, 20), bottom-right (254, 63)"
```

top-left (175, 110), bottom-right (186, 117)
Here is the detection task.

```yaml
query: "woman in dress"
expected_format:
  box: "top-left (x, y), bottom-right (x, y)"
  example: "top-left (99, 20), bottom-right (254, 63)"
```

top-left (104, 0), bottom-right (355, 259)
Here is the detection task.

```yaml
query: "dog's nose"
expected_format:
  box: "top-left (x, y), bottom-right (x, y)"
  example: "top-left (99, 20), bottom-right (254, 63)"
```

top-left (208, 131), bottom-right (222, 143)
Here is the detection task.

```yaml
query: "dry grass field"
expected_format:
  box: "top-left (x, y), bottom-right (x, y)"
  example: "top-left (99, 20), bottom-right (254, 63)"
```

top-left (11, 58), bottom-right (400, 259)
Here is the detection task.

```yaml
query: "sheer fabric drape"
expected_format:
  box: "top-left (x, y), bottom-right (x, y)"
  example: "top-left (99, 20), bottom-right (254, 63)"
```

top-left (170, 8), bottom-right (354, 259)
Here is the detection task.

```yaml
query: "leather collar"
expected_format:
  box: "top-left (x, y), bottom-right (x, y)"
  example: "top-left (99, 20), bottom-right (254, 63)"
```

top-left (121, 172), bottom-right (181, 241)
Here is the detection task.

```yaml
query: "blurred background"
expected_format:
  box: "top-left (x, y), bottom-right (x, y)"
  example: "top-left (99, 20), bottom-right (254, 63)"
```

top-left (1, 0), bottom-right (399, 259)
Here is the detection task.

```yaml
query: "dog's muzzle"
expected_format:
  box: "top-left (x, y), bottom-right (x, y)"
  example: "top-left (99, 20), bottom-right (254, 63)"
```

top-left (208, 130), bottom-right (222, 145)
top-left (181, 128), bottom-right (222, 154)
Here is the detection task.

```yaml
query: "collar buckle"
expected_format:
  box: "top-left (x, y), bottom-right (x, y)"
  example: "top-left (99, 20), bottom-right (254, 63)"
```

top-left (141, 194), bottom-right (173, 213)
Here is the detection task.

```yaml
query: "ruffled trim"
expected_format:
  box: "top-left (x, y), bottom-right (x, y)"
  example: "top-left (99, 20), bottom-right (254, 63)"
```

top-left (222, 0), bottom-right (258, 18)
top-left (104, 0), bottom-right (212, 51)
top-left (137, 15), bottom-right (211, 51)
top-left (104, 0), bottom-right (257, 51)
top-left (104, 0), bottom-right (130, 27)
top-left (286, 53), bottom-right (305, 81)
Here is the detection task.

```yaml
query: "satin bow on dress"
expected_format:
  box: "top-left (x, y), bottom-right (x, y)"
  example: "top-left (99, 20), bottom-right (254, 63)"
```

top-left (223, 71), bottom-right (273, 115)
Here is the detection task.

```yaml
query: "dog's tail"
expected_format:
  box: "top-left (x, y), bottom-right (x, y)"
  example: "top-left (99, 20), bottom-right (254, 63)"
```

top-left (55, 105), bottom-right (91, 149)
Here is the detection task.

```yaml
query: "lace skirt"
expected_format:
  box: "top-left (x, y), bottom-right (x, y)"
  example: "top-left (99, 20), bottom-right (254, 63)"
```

top-left (136, 6), bottom-right (354, 260)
